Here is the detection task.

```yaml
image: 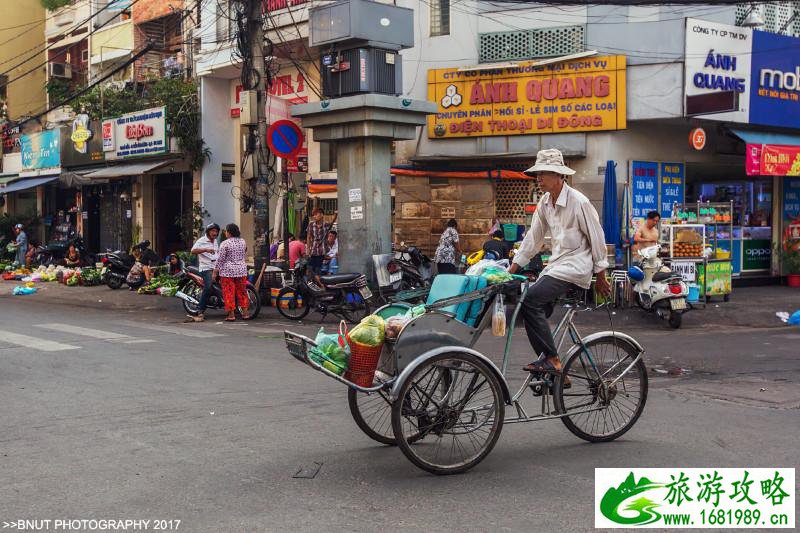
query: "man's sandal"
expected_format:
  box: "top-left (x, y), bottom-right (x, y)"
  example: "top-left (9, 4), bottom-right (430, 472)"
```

top-left (523, 359), bottom-right (572, 388)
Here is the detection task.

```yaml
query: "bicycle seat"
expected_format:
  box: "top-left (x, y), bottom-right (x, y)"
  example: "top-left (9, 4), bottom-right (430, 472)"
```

top-left (319, 273), bottom-right (360, 285)
top-left (652, 272), bottom-right (677, 282)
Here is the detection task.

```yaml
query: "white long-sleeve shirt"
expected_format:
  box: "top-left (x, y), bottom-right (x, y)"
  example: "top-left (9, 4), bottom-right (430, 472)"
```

top-left (513, 183), bottom-right (609, 289)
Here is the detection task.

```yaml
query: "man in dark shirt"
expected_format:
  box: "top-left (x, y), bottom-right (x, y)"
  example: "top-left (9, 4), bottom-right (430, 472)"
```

top-left (482, 230), bottom-right (510, 260)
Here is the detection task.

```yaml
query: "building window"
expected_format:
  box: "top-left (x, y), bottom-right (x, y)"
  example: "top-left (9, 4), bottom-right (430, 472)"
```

top-left (216, 0), bottom-right (235, 43)
top-left (430, 0), bottom-right (450, 37)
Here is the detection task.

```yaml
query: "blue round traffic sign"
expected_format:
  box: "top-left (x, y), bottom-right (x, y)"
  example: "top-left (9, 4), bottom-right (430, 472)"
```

top-left (267, 120), bottom-right (304, 159)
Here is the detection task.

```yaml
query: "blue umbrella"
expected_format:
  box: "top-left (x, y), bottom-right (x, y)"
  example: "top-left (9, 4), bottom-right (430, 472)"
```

top-left (602, 160), bottom-right (620, 249)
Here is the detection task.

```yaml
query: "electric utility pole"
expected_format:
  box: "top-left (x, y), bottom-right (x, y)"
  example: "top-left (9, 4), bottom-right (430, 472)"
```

top-left (248, 0), bottom-right (271, 268)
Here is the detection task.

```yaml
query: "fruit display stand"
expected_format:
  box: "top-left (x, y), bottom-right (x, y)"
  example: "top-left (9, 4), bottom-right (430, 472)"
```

top-left (663, 202), bottom-right (734, 303)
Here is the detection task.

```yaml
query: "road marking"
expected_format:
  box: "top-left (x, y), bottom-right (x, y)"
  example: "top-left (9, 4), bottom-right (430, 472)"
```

top-left (116, 321), bottom-right (226, 338)
top-left (36, 323), bottom-right (131, 340)
top-left (0, 330), bottom-right (80, 352)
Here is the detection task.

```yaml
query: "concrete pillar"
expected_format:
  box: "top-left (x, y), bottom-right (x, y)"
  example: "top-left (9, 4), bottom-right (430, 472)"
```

top-left (336, 137), bottom-right (393, 274)
top-left (292, 94), bottom-right (436, 279)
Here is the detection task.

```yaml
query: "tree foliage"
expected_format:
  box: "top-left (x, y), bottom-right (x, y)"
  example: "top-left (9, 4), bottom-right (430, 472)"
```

top-left (40, 0), bottom-right (72, 11)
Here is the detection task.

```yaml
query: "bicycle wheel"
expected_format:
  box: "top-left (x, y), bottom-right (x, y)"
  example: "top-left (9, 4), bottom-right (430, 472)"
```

top-left (349, 370), bottom-right (447, 446)
top-left (276, 287), bottom-right (310, 320)
top-left (239, 284), bottom-right (261, 320)
top-left (554, 336), bottom-right (648, 443)
top-left (348, 373), bottom-right (396, 445)
top-left (391, 352), bottom-right (504, 475)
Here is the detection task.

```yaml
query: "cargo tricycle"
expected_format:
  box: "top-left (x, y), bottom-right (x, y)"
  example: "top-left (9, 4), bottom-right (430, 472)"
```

top-left (284, 273), bottom-right (647, 475)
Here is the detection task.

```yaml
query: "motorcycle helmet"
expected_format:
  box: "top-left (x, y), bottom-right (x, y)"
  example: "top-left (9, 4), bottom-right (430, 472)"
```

top-left (205, 223), bottom-right (220, 235)
top-left (627, 266), bottom-right (645, 282)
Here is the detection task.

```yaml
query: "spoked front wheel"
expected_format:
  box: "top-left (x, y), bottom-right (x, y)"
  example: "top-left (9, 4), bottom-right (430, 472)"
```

top-left (554, 337), bottom-right (648, 442)
top-left (348, 373), bottom-right (396, 445)
top-left (276, 287), bottom-right (310, 320)
top-left (391, 352), bottom-right (504, 475)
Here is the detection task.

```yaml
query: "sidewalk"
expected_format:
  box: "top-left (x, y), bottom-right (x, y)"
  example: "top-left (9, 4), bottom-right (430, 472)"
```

top-left (1, 279), bottom-right (797, 329)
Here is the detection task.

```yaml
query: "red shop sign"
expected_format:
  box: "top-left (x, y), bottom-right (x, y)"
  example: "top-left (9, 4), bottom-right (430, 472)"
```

top-left (760, 144), bottom-right (800, 176)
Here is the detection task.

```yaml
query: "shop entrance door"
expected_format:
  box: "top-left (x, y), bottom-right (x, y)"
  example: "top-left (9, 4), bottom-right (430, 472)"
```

top-left (84, 191), bottom-right (101, 252)
top-left (154, 172), bottom-right (192, 256)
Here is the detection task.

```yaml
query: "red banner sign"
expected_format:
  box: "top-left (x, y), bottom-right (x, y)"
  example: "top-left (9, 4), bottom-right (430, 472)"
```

top-left (760, 144), bottom-right (800, 176)
top-left (745, 143), bottom-right (762, 176)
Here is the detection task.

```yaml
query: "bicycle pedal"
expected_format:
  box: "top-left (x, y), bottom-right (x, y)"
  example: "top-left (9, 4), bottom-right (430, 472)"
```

top-left (529, 381), bottom-right (550, 397)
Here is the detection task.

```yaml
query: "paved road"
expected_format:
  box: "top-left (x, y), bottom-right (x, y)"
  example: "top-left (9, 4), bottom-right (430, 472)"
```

top-left (1, 297), bottom-right (798, 531)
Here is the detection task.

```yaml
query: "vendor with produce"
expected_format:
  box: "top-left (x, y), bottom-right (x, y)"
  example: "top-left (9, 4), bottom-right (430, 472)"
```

top-left (632, 210), bottom-right (661, 256)
top-left (64, 244), bottom-right (82, 268)
top-left (11, 224), bottom-right (27, 267)
top-left (507, 149), bottom-right (611, 376)
top-left (126, 248), bottom-right (153, 290)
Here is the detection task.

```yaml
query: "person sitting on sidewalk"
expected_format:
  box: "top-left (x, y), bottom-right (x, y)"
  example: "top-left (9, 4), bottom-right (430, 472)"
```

top-left (126, 248), bottom-right (152, 290)
top-left (276, 234), bottom-right (306, 268)
top-left (64, 244), bottom-right (82, 268)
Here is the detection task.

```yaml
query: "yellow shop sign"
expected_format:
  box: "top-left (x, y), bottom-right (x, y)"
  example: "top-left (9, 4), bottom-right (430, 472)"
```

top-left (428, 55), bottom-right (627, 138)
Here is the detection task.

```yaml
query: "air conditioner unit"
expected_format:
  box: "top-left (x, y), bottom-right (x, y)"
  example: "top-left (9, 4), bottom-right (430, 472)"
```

top-left (49, 63), bottom-right (72, 79)
top-left (321, 48), bottom-right (402, 98)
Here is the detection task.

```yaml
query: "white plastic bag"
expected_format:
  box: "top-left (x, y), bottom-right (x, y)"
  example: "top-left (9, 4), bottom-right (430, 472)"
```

top-left (492, 293), bottom-right (506, 337)
top-left (466, 258), bottom-right (510, 276)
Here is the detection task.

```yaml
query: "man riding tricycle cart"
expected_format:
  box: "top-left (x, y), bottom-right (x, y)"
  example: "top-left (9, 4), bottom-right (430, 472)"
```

top-left (283, 150), bottom-right (648, 475)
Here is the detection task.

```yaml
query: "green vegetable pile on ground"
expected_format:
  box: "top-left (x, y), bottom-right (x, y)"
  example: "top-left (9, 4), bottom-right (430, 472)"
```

top-left (137, 274), bottom-right (181, 295)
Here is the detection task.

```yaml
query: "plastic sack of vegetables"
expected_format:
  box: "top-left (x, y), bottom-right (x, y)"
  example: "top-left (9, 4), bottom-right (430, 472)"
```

top-left (466, 258), bottom-right (510, 276)
top-left (311, 326), bottom-right (348, 375)
top-left (482, 266), bottom-right (513, 284)
top-left (385, 315), bottom-right (411, 339)
top-left (348, 315), bottom-right (385, 347)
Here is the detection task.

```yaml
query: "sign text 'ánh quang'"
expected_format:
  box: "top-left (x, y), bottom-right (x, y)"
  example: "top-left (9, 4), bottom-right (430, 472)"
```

top-left (427, 56), bottom-right (626, 138)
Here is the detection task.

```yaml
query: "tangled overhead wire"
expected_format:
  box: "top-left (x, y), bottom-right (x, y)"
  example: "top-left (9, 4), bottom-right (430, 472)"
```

top-left (230, 0), bottom-right (278, 205)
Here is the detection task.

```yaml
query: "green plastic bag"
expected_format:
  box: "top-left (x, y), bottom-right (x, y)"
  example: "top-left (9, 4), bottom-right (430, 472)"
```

top-left (348, 315), bottom-right (385, 347)
top-left (482, 266), bottom-right (512, 284)
top-left (311, 327), bottom-right (347, 374)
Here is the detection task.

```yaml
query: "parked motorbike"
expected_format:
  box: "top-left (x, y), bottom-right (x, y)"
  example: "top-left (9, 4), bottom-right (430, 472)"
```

top-left (389, 244), bottom-right (433, 290)
top-left (276, 257), bottom-right (372, 323)
top-left (98, 240), bottom-right (161, 290)
top-left (175, 266), bottom-right (261, 320)
top-left (628, 245), bottom-right (689, 329)
top-left (34, 234), bottom-right (93, 266)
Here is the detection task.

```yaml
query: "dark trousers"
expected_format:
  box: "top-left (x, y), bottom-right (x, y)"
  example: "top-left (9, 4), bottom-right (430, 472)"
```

top-left (198, 269), bottom-right (214, 313)
top-left (521, 275), bottom-right (577, 359)
top-left (309, 255), bottom-right (325, 275)
top-left (437, 262), bottom-right (457, 274)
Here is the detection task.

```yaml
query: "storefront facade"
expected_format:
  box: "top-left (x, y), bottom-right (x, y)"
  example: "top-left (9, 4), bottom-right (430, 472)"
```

top-left (675, 19), bottom-right (800, 279)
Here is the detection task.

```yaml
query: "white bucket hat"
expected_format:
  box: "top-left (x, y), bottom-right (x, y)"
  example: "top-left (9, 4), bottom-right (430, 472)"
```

top-left (524, 148), bottom-right (575, 176)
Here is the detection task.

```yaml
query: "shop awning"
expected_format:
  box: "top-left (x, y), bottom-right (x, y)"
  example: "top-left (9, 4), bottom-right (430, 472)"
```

top-left (0, 174), bottom-right (21, 187)
top-left (0, 175), bottom-right (58, 194)
top-left (82, 159), bottom-right (178, 179)
top-left (730, 129), bottom-right (800, 147)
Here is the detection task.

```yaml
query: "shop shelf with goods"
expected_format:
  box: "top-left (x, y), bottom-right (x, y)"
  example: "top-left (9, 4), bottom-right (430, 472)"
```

top-left (662, 201), bottom-right (734, 303)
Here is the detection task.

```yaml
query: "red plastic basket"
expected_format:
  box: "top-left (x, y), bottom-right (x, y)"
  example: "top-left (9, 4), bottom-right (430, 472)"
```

top-left (345, 336), bottom-right (384, 388)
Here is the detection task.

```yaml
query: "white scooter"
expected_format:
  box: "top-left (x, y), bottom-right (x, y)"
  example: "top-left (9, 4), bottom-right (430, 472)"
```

top-left (628, 245), bottom-right (689, 329)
